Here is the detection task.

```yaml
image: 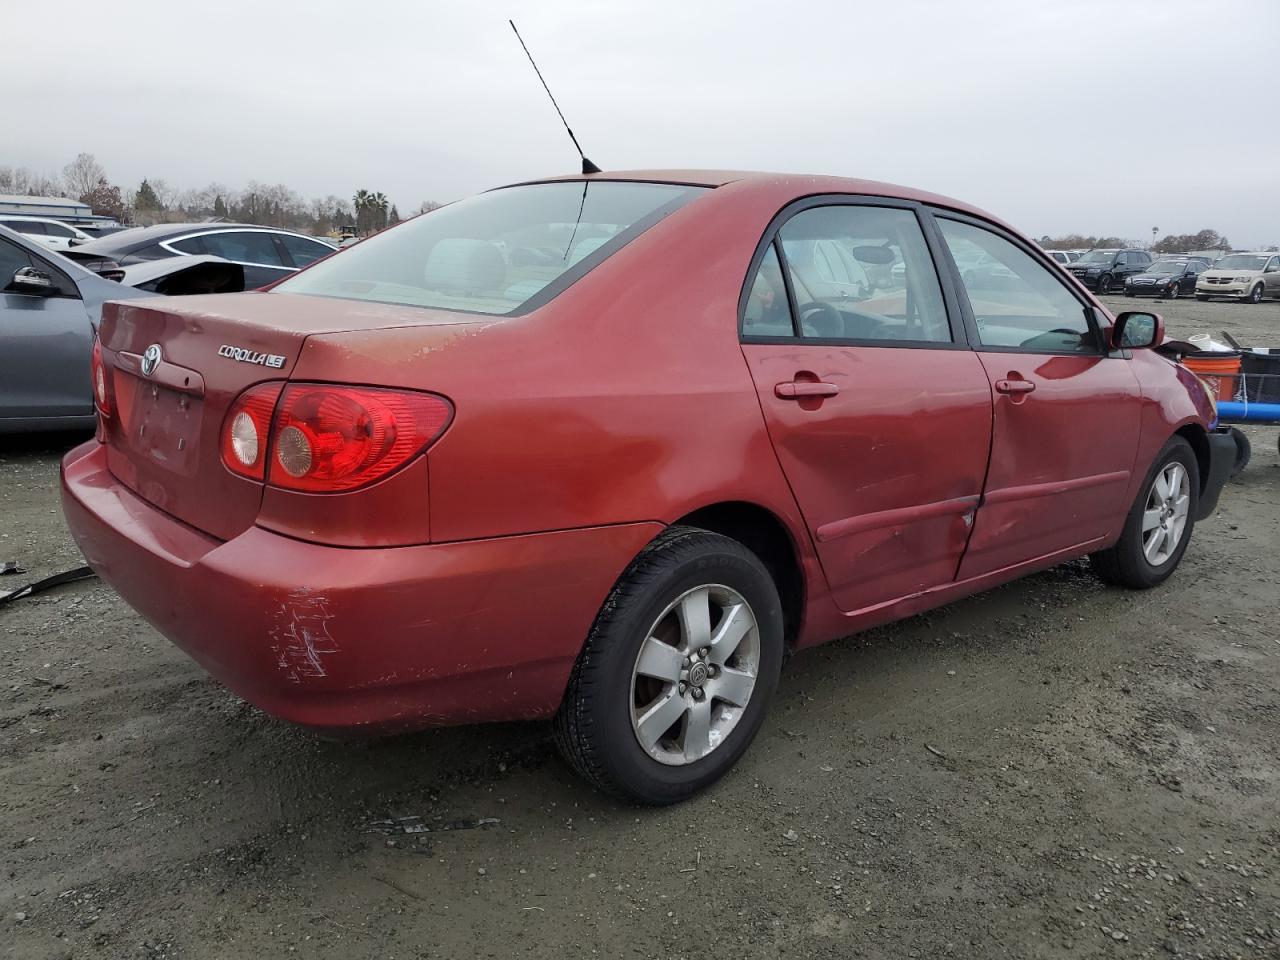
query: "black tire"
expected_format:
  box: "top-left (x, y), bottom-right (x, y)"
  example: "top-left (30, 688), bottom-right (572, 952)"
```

top-left (554, 525), bottom-right (784, 805)
top-left (1247, 283), bottom-right (1264, 304)
top-left (1098, 273), bottom-right (1113, 294)
top-left (1196, 294), bottom-right (1209, 301)
top-left (1090, 437), bottom-right (1199, 589)
top-left (1229, 427), bottom-right (1251, 478)
top-left (1123, 289), bottom-right (1134, 298)
top-left (1166, 283), bottom-right (1180, 299)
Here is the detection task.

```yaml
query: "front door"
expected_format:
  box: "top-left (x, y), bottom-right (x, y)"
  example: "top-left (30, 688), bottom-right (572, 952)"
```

top-left (741, 200), bottom-right (993, 614)
top-left (0, 236), bottom-right (94, 425)
top-left (932, 215), bottom-right (1143, 579)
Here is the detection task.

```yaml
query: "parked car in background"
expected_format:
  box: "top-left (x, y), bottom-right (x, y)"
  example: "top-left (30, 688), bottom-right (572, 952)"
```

top-left (1195, 252), bottom-right (1280, 303)
top-left (0, 215), bottom-right (96, 251)
top-left (1123, 256), bottom-right (1210, 299)
top-left (0, 225), bottom-right (242, 432)
top-left (70, 223), bottom-right (337, 289)
top-left (63, 170), bottom-right (1233, 805)
top-left (1045, 250), bottom-right (1073, 265)
top-left (1066, 248), bottom-right (1153, 293)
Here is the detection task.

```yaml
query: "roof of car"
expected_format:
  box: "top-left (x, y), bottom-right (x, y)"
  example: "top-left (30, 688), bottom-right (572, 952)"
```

top-left (517, 168), bottom-right (1000, 222)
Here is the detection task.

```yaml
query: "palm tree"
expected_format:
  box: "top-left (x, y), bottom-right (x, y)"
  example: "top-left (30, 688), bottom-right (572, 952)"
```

top-left (371, 192), bottom-right (389, 232)
top-left (352, 189), bottom-right (371, 235)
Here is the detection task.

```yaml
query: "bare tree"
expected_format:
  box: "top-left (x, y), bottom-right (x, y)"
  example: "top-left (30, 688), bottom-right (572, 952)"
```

top-left (63, 153), bottom-right (106, 202)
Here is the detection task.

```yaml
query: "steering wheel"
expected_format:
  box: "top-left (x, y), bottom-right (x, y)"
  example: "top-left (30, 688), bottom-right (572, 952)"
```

top-left (796, 301), bottom-right (844, 338)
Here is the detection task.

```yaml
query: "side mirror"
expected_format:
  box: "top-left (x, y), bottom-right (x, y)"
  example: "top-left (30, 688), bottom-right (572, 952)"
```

top-left (7, 266), bottom-right (56, 295)
top-left (1111, 310), bottom-right (1163, 350)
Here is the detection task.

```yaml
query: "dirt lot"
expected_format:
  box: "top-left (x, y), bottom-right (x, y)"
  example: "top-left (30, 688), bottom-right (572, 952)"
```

top-left (3, 295), bottom-right (1278, 960)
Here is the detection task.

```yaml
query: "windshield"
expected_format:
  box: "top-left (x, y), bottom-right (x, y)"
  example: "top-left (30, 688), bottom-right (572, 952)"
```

top-left (1148, 260), bottom-right (1185, 274)
top-left (1076, 250), bottom-right (1116, 264)
top-left (274, 181), bottom-right (706, 315)
top-left (1214, 254), bottom-right (1267, 271)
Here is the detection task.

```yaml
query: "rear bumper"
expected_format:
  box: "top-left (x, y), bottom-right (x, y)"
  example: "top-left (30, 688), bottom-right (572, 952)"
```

top-left (60, 441), bottom-right (660, 732)
top-left (1195, 428), bottom-right (1235, 520)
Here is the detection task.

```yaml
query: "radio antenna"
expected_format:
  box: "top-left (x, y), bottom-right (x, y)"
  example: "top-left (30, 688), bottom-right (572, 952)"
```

top-left (509, 20), bottom-right (601, 175)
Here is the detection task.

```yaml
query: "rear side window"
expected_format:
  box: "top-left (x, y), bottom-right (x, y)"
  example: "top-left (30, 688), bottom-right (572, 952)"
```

top-left (938, 218), bottom-right (1095, 354)
top-left (278, 233), bottom-right (333, 268)
top-left (4, 220), bottom-right (46, 235)
top-left (742, 244), bottom-right (794, 337)
top-left (200, 231), bottom-right (286, 267)
top-left (774, 205), bottom-right (952, 343)
top-left (42, 222), bottom-right (75, 238)
top-left (274, 181), bottom-right (706, 315)
top-left (169, 235), bottom-right (206, 254)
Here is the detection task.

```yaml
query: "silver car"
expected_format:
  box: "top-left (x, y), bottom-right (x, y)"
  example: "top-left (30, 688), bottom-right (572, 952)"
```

top-left (0, 225), bottom-right (241, 432)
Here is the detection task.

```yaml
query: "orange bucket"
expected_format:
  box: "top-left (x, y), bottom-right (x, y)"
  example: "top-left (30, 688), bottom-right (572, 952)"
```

top-left (1183, 355), bottom-right (1241, 403)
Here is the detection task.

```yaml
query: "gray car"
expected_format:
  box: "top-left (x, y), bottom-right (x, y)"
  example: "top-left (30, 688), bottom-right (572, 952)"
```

top-left (0, 225), bottom-right (241, 433)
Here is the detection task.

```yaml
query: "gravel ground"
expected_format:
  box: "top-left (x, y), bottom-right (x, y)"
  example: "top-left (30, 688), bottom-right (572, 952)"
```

top-left (2, 295), bottom-right (1278, 960)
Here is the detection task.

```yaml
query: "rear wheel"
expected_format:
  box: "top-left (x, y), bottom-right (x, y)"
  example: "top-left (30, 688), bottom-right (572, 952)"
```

top-left (554, 526), bottom-right (784, 805)
top-left (1090, 437), bottom-right (1198, 589)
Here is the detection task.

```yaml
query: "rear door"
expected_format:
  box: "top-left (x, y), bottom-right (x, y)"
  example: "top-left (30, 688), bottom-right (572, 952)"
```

top-left (931, 213), bottom-right (1143, 578)
top-left (741, 198), bottom-right (993, 614)
top-left (0, 235), bottom-right (95, 423)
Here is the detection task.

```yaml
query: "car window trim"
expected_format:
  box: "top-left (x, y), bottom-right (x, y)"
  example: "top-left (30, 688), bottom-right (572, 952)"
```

top-left (925, 208), bottom-right (1109, 357)
top-left (738, 194), bottom-right (969, 350)
top-left (157, 227), bottom-right (332, 271)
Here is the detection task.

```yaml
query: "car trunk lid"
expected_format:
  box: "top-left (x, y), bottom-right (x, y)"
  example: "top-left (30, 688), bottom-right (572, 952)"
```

top-left (96, 291), bottom-right (481, 540)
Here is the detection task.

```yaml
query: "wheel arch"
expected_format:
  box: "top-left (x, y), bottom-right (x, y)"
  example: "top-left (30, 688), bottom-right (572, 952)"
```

top-left (1174, 422), bottom-right (1211, 495)
top-left (673, 501), bottom-right (806, 649)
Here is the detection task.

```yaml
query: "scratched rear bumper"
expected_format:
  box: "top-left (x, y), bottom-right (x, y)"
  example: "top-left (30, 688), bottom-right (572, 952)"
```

top-left (60, 440), bottom-right (660, 732)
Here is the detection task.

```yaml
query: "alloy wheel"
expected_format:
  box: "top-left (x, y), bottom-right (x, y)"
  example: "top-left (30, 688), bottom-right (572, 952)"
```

top-left (1250, 284), bottom-right (1263, 303)
top-left (1098, 274), bottom-right (1112, 294)
top-left (1167, 282), bottom-right (1179, 299)
top-left (1142, 462), bottom-right (1190, 566)
top-left (629, 584), bottom-right (761, 766)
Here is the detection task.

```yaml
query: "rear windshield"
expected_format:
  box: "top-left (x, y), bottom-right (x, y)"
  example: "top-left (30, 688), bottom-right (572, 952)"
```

top-left (274, 181), bottom-right (706, 315)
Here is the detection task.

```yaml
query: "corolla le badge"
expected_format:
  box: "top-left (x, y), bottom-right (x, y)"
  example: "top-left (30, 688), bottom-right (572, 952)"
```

top-left (218, 344), bottom-right (287, 368)
top-left (141, 344), bottom-right (163, 377)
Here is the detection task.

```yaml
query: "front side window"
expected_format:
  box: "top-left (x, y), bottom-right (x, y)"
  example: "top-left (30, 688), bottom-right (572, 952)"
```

top-left (938, 218), bottom-right (1096, 354)
top-left (0, 236), bottom-right (34, 283)
top-left (5, 220), bottom-right (46, 236)
top-left (42, 222), bottom-right (75, 238)
top-left (774, 205), bottom-right (951, 343)
top-left (275, 181), bottom-right (705, 315)
top-left (199, 231), bottom-right (286, 267)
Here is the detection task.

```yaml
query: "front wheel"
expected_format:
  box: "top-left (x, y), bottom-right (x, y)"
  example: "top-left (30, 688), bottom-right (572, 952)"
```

top-left (1098, 273), bottom-right (1114, 294)
top-left (1166, 282), bottom-right (1180, 299)
top-left (1247, 283), bottom-right (1264, 304)
top-left (554, 526), bottom-right (784, 805)
top-left (1090, 437), bottom-right (1199, 589)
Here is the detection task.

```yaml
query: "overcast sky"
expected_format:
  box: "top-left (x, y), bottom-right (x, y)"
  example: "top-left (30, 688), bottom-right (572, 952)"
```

top-left (7, 0), bottom-right (1279, 245)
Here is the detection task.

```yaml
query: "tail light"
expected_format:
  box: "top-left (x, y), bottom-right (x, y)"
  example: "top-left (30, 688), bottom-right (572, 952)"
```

top-left (218, 383), bottom-right (452, 492)
top-left (220, 382), bottom-right (285, 480)
top-left (91, 337), bottom-right (112, 418)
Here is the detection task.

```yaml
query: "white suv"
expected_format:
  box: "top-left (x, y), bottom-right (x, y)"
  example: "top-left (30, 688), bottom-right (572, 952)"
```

top-left (1195, 252), bottom-right (1280, 303)
top-left (0, 216), bottom-right (95, 251)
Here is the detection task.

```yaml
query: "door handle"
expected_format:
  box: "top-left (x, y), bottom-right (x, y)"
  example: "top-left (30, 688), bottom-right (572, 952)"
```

top-left (775, 381), bottom-right (840, 400)
top-left (994, 379), bottom-right (1036, 395)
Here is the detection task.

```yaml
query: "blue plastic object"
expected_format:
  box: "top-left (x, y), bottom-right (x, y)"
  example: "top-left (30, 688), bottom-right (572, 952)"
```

top-left (1216, 401), bottom-right (1280, 423)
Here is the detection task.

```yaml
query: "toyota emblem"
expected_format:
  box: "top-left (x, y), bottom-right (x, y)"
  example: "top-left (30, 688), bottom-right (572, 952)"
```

top-left (141, 344), bottom-right (162, 377)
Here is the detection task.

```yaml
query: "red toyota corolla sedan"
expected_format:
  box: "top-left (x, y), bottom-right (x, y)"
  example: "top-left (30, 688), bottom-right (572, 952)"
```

top-left (61, 171), bottom-right (1233, 804)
